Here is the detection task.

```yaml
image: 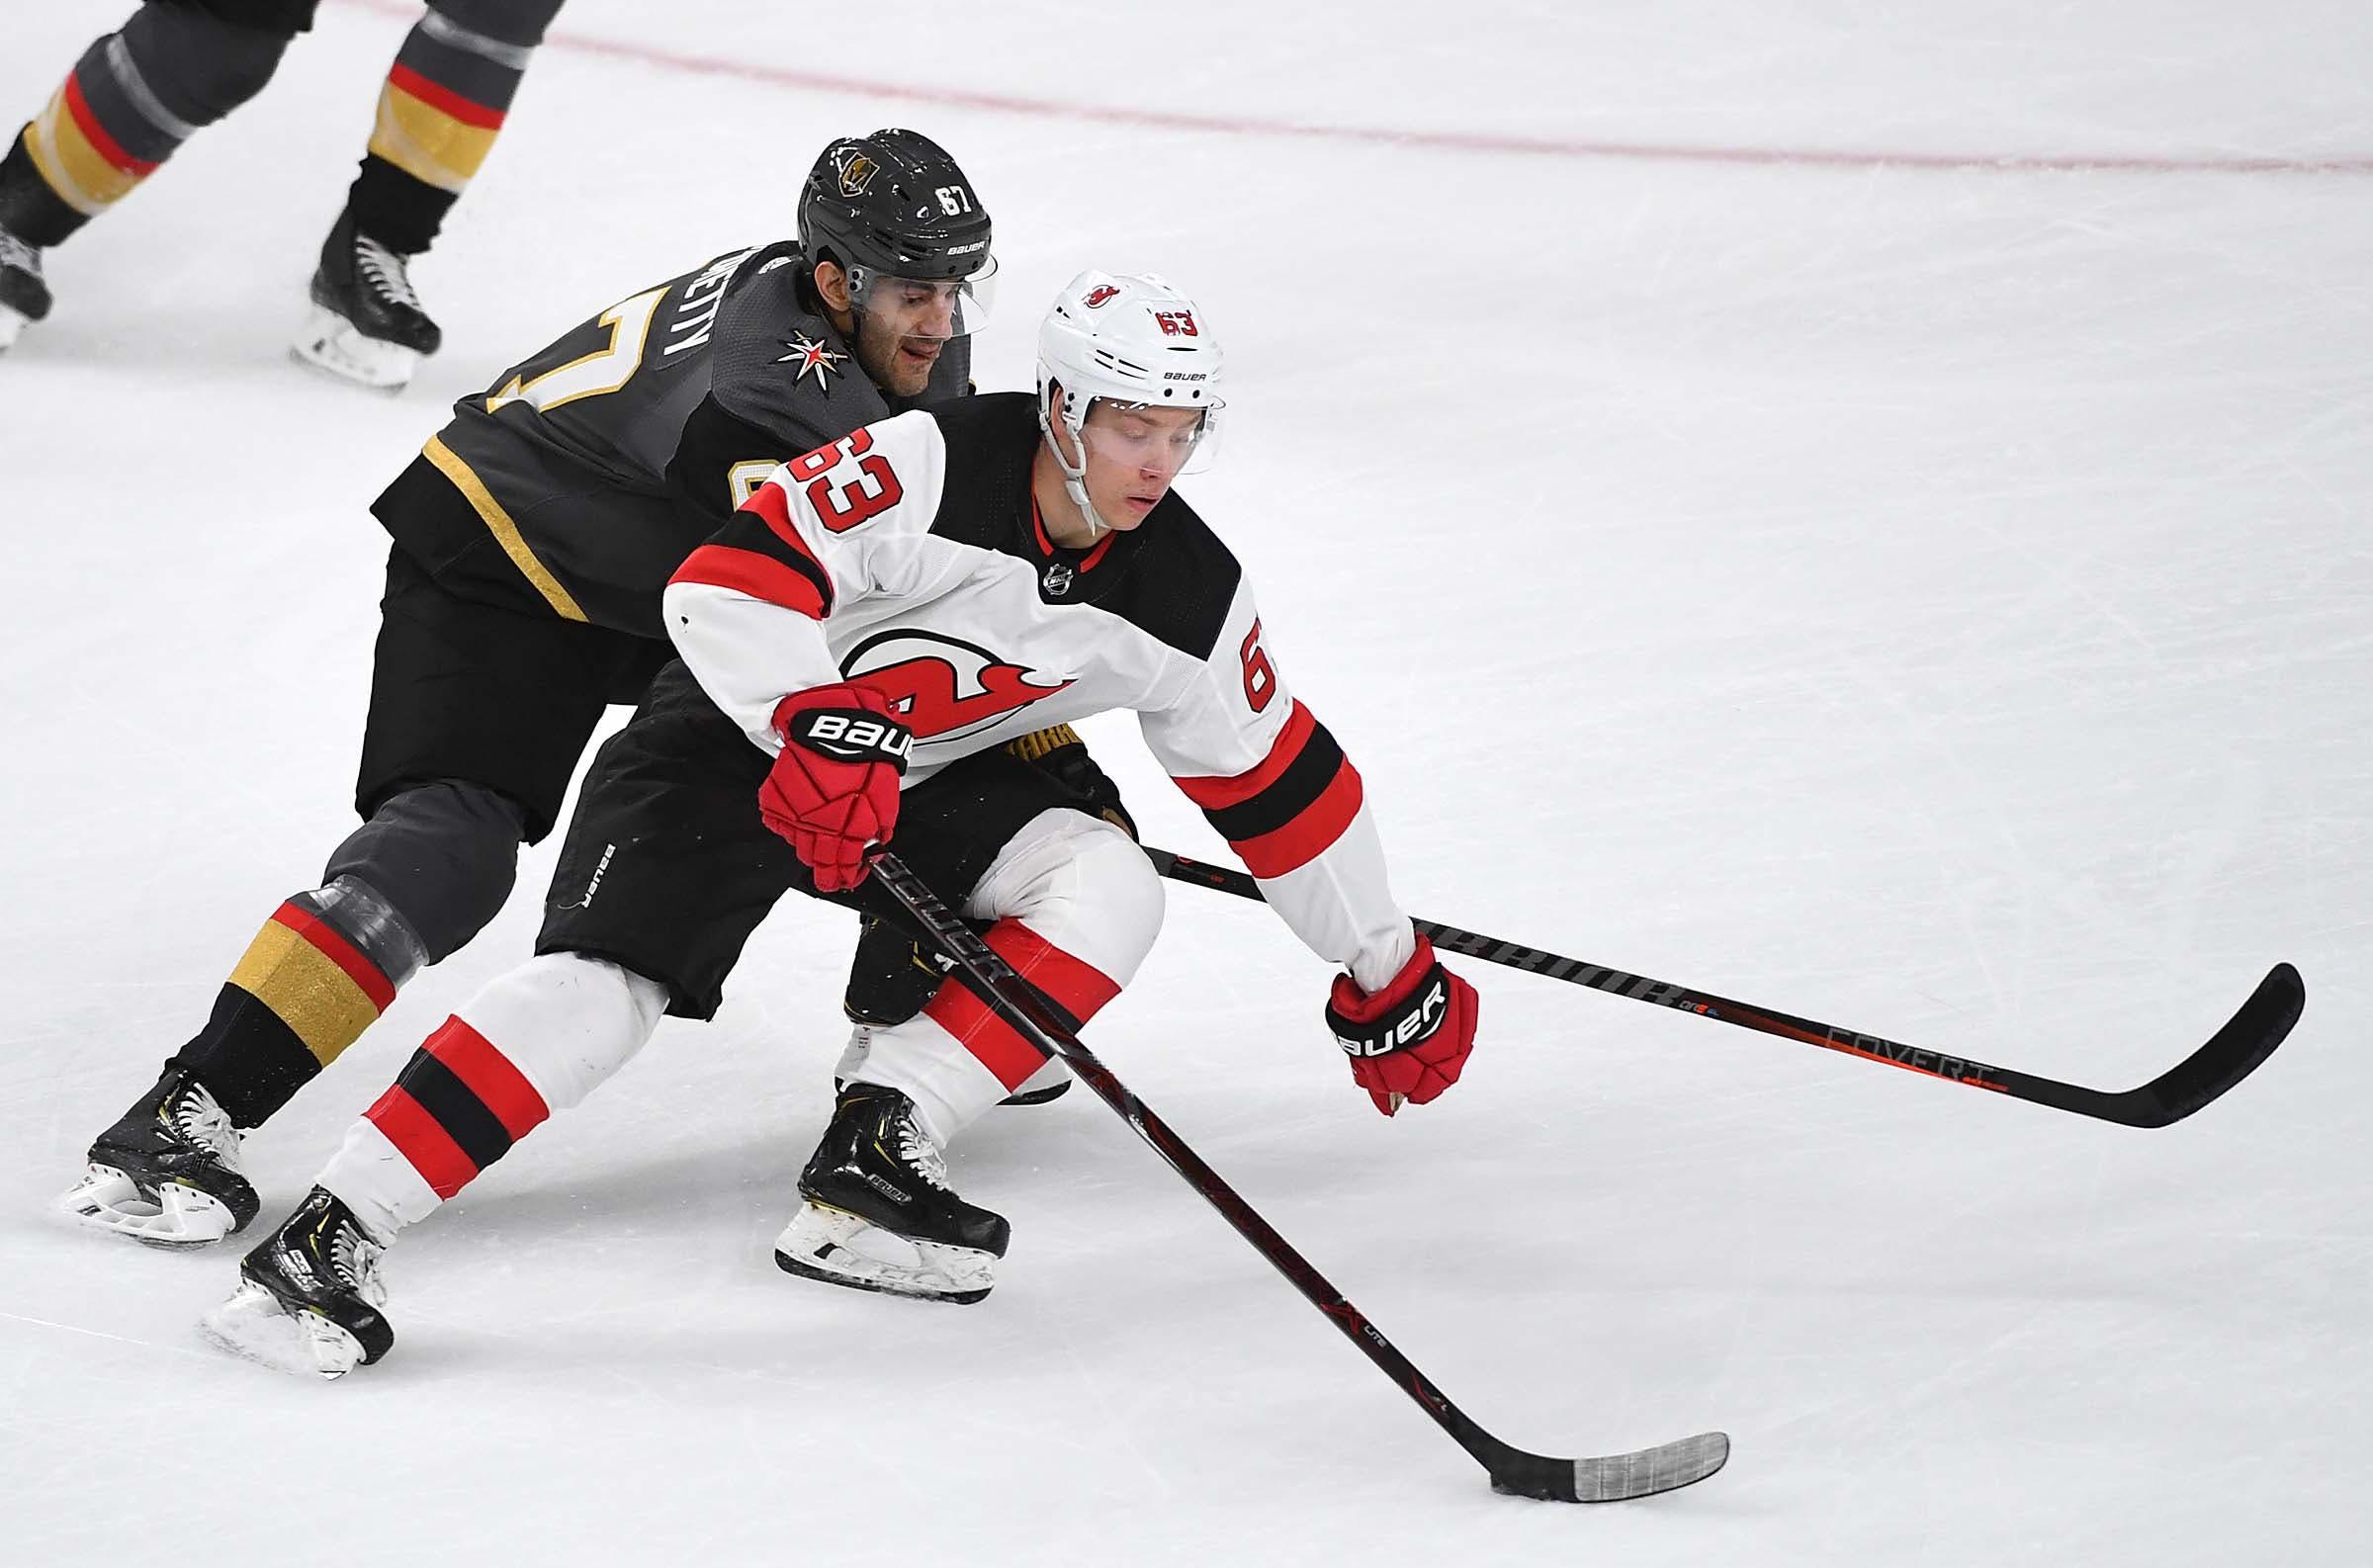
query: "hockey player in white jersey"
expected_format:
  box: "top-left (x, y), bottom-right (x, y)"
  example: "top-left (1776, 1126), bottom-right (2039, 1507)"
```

top-left (203, 271), bottom-right (1481, 1376)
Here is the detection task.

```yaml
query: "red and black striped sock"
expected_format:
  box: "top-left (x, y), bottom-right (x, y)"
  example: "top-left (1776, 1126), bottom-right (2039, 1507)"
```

top-left (361, 1015), bottom-right (551, 1199)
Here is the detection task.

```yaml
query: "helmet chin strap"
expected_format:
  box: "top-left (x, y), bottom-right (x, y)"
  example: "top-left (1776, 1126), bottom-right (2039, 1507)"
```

top-left (1039, 388), bottom-right (1112, 543)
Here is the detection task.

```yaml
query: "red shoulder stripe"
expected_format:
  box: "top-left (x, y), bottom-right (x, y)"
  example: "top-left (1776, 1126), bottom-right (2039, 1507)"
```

top-left (669, 544), bottom-right (827, 618)
top-left (744, 481), bottom-right (831, 567)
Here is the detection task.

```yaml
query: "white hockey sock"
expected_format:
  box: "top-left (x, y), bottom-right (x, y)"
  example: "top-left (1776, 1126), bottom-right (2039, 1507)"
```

top-left (319, 953), bottom-right (668, 1241)
top-left (852, 810), bottom-right (1160, 1145)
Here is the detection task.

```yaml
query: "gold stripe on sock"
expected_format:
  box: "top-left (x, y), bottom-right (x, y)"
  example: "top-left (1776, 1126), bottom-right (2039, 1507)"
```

top-left (226, 920), bottom-right (383, 1067)
top-left (367, 87), bottom-right (499, 193)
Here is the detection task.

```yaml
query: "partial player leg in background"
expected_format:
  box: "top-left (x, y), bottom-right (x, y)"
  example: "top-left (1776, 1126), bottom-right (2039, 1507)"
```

top-left (61, 547), bottom-right (659, 1247)
top-left (0, 0), bottom-right (318, 350)
top-left (294, 0), bottom-right (567, 387)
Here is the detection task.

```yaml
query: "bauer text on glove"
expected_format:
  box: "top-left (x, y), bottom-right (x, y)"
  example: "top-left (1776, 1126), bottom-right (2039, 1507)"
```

top-left (760, 686), bottom-right (911, 893)
top-left (1324, 934), bottom-right (1478, 1116)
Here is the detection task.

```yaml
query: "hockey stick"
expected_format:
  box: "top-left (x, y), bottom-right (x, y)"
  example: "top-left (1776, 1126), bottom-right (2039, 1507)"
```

top-left (1144, 847), bottom-right (2303, 1130)
top-left (868, 850), bottom-right (1729, 1504)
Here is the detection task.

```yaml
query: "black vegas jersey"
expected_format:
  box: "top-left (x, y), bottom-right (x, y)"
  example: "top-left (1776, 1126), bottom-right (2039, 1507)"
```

top-left (371, 240), bottom-right (970, 638)
top-left (662, 392), bottom-right (1418, 990)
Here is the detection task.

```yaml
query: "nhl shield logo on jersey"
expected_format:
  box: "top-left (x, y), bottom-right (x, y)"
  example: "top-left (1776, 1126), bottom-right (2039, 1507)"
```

top-left (834, 148), bottom-right (880, 198)
top-left (776, 333), bottom-right (845, 390)
top-left (842, 629), bottom-right (1075, 743)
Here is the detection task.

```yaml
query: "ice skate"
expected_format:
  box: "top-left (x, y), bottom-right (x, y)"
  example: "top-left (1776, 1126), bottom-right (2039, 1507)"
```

top-left (60, 1067), bottom-right (259, 1247)
top-left (0, 224), bottom-right (50, 351)
top-left (291, 208), bottom-right (440, 390)
top-left (201, 1186), bottom-right (393, 1379)
top-left (775, 1082), bottom-right (1009, 1304)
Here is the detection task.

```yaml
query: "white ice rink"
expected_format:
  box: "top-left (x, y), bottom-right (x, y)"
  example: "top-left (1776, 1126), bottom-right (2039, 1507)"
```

top-left (3, 2), bottom-right (2367, 1563)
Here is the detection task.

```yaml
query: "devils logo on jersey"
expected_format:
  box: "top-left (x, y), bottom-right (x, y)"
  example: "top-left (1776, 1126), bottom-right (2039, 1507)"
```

top-left (841, 629), bottom-right (1074, 742)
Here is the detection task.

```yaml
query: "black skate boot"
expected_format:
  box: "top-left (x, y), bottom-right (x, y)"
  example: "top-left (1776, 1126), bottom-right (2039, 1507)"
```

top-left (291, 207), bottom-right (440, 389)
top-left (59, 1066), bottom-right (260, 1247)
top-left (202, 1185), bottom-right (394, 1379)
top-left (775, 1083), bottom-right (1010, 1304)
top-left (0, 223), bottom-right (50, 351)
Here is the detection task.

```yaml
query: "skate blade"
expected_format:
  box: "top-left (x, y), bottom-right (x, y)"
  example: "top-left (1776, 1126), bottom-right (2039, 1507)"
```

top-left (773, 1201), bottom-right (995, 1305)
top-left (200, 1281), bottom-right (366, 1380)
top-left (57, 1164), bottom-right (237, 1249)
top-left (290, 305), bottom-right (416, 391)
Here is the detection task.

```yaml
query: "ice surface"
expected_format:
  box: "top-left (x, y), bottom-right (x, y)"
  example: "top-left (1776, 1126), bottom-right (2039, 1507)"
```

top-left (2, 3), bottom-right (2366, 1564)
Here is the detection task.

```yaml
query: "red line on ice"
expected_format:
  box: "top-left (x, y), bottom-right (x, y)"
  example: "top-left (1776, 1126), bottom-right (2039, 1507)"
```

top-left (332, 0), bottom-right (2373, 176)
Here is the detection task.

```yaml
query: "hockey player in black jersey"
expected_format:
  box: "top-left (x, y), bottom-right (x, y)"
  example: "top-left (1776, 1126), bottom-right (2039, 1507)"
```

top-left (203, 273), bottom-right (1481, 1376)
top-left (60, 128), bottom-right (1051, 1249)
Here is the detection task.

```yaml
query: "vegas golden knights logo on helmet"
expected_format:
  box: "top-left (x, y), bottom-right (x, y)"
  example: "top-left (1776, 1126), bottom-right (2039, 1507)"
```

top-left (835, 148), bottom-right (880, 198)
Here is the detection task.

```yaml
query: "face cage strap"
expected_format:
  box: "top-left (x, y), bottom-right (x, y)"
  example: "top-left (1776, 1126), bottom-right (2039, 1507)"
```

top-left (1037, 382), bottom-right (1115, 542)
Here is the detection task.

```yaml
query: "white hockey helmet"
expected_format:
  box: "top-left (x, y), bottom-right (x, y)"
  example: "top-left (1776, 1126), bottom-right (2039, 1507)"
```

top-left (1036, 270), bottom-right (1226, 504)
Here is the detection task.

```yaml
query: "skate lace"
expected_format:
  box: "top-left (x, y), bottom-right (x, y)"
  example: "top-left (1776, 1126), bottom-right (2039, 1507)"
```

top-left (331, 1223), bottom-right (389, 1307)
top-left (354, 235), bottom-right (423, 311)
top-left (168, 1081), bottom-right (244, 1171)
top-left (894, 1113), bottom-right (950, 1192)
top-left (0, 228), bottom-right (40, 277)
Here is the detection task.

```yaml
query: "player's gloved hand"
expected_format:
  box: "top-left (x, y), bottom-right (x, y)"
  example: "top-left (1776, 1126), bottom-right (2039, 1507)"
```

top-left (1324, 933), bottom-right (1479, 1117)
top-left (760, 685), bottom-right (911, 893)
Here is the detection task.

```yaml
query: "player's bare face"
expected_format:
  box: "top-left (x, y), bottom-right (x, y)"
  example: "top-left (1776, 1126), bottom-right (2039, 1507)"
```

top-left (1077, 402), bottom-right (1205, 530)
top-left (855, 279), bottom-right (963, 397)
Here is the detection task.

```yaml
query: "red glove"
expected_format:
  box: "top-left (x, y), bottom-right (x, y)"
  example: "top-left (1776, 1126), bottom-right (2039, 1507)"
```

top-left (759, 685), bottom-right (912, 893)
top-left (1324, 933), bottom-right (1478, 1116)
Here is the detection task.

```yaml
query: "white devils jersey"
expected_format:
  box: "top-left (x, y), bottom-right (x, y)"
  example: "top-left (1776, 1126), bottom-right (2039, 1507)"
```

top-left (661, 392), bottom-right (1416, 988)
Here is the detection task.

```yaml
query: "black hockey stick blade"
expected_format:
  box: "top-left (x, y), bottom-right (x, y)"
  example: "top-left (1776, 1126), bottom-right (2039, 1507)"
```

top-left (867, 850), bottom-right (1728, 1504)
top-left (2084, 960), bottom-right (2303, 1128)
top-left (1143, 847), bottom-right (2304, 1129)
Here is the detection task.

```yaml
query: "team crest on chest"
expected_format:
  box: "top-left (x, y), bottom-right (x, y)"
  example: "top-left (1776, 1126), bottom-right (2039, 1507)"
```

top-left (842, 629), bottom-right (1075, 743)
top-left (777, 333), bottom-right (845, 390)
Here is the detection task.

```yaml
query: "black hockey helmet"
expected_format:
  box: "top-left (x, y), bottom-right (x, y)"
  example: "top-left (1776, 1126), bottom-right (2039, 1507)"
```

top-left (798, 129), bottom-right (993, 284)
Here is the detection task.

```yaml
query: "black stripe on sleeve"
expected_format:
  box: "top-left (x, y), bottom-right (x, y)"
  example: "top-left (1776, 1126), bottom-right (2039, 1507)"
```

top-left (704, 509), bottom-right (838, 615)
top-left (1198, 722), bottom-right (1348, 844)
